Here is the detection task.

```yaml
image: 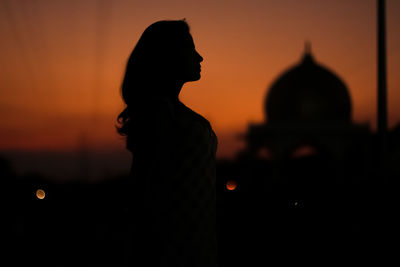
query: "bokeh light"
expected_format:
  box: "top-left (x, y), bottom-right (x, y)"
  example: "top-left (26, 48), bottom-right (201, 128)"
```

top-left (36, 189), bottom-right (46, 200)
top-left (226, 180), bottom-right (237, 191)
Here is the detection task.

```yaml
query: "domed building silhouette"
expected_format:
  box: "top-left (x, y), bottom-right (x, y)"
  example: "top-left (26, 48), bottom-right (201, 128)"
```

top-left (239, 45), bottom-right (372, 185)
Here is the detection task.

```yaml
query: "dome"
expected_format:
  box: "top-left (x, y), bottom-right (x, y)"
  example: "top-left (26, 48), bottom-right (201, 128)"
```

top-left (265, 48), bottom-right (352, 125)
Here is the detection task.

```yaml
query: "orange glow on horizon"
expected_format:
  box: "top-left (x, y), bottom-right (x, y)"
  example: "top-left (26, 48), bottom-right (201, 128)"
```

top-left (1, 0), bottom-right (400, 159)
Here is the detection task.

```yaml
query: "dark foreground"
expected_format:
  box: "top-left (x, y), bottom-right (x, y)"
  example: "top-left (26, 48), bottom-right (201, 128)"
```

top-left (3, 173), bottom-right (398, 266)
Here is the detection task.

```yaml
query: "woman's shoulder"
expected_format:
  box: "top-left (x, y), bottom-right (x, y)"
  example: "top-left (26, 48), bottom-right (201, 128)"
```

top-left (178, 102), bottom-right (210, 126)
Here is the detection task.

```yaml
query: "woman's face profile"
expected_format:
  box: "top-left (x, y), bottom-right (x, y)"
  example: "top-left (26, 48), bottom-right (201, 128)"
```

top-left (177, 34), bottom-right (203, 83)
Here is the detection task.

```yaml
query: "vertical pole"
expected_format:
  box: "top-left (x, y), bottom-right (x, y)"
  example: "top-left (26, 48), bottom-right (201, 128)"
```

top-left (377, 0), bottom-right (388, 179)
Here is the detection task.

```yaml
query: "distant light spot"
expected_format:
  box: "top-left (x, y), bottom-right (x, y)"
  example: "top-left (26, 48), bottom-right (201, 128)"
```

top-left (257, 147), bottom-right (273, 160)
top-left (291, 145), bottom-right (317, 158)
top-left (36, 189), bottom-right (45, 200)
top-left (294, 201), bottom-right (298, 206)
top-left (226, 180), bottom-right (237, 191)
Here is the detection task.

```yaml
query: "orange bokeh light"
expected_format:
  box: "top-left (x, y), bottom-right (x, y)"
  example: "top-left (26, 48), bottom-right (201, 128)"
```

top-left (226, 180), bottom-right (237, 191)
top-left (36, 189), bottom-right (46, 200)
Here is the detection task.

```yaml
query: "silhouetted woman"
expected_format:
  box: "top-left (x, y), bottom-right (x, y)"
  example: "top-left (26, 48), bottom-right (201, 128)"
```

top-left (117, 20), bottom-right (218, 266)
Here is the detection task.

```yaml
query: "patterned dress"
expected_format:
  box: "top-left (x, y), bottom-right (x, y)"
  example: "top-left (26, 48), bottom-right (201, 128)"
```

top-left (127, 97), bottom-right (218, 267)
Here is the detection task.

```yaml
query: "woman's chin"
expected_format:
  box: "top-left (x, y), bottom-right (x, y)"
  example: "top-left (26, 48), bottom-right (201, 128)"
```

top-left (190, 73), bottom-right (201, 81)
top-left (182, 71), bottom-right (201, 82)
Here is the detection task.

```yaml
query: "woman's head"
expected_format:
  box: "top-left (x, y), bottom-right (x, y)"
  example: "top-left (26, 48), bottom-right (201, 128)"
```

top-left (121, 19), bottom-right (203, 104)
top-left (117, 20), bottom-right (203, 136)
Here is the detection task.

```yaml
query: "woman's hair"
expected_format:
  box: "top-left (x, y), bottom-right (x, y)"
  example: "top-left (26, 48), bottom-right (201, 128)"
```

top-left (117, 19), bottom-right (190, 136)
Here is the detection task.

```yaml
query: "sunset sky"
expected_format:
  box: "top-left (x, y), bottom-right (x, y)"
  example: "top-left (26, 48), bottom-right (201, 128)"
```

top-left (1, 0), bottom-right (400, 161)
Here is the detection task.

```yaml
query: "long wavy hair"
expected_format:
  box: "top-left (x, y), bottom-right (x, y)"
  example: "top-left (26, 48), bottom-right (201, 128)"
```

top-left (116, 20), bottom-right (190, 137)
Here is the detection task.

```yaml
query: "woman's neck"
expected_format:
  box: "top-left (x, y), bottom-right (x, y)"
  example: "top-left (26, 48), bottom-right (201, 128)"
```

top-left (163, 80), bottom-right (184, 101)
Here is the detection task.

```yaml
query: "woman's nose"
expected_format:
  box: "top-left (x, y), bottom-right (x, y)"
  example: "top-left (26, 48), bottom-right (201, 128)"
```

top-left (196, 51), bottom-right (203, 62)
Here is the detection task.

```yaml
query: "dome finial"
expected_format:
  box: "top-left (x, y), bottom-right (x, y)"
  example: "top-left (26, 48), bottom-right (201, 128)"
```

top-left (302, 40), bottom-right (314, 63)
top-left (305, 41), bottom-right (312, 55)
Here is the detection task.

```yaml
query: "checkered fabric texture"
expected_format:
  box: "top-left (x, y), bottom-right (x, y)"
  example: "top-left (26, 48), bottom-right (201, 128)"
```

top-left (128, 98), bottom-right (218, 267)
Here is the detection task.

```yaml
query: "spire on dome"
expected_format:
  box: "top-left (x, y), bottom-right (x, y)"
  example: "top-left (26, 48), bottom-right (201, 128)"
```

top-left (302, 40), bottom-right (314, 63)
top-left (305, 41), bottom-right (312, 53)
